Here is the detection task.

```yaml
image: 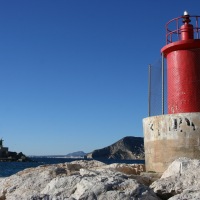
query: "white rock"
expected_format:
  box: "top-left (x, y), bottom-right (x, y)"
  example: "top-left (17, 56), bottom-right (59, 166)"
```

top-left (103, 163), bottom-right (145, 175)
top-left (0, 160), bottom-right (160, 200)
top-left (161, 157), bottom-right (200, 178)
top-left (70, 159), bottom-right (106, 169)
top-left (150, 157), bottom-right (200, 199)
top-left (169, 189), bottom-right (200, 200)
top-left (41, 167), bottom-right (159, 199)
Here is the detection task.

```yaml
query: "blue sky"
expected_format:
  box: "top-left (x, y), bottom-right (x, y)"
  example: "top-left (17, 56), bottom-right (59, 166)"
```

top-left (0, 0), bottom-right (199, 155)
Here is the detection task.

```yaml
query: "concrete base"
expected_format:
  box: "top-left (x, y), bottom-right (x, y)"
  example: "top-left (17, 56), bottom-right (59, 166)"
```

top-left (143, 112), bottom-right (200, 173)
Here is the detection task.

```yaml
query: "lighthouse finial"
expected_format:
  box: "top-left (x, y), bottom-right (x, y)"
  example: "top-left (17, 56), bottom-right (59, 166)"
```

top-left (184, 11), bottom-right (189, 16)
top-left (182, 11), bottom-right (191, 24)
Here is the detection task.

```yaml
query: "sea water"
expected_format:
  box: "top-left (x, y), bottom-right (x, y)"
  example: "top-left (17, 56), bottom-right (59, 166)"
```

top-left (0, 157), bottom-right (145, 177)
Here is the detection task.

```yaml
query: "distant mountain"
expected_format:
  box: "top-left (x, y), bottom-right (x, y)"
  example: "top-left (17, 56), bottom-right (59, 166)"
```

top-left (66, 151), bottom-right (87, 158)
top-left (86, 136), bottom-right (144, 160)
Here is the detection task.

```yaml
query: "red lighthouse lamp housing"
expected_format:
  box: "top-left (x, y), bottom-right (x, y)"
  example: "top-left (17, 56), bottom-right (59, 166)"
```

top-left (161, 12), bottom-right (200, 114)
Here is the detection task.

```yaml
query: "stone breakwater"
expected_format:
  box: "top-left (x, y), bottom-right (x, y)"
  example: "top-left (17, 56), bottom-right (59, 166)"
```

top-left (0, 160), bottom-right (158, 200)
top-left (0, 158), bottom-right (199, 199)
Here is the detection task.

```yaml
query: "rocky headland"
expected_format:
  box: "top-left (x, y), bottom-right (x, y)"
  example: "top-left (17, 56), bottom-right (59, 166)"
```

top-left (0, 151), bottom-right (31, 162)
top-left (86, 136), bottom-right (144, 160)
top-left (65, 151), bottom-right (87, 158)
top-left (0, 139), bottom-right (31, 162)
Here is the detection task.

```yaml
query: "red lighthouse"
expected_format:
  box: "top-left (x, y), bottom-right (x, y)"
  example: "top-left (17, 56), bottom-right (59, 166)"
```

top-left (144, 12), bottom-right (200, 173)
top-left (161, 11), bottom-right (200, 114)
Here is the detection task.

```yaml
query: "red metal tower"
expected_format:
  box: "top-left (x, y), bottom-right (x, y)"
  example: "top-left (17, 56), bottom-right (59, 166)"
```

top-left (161, 12), bottom-right (200, 114)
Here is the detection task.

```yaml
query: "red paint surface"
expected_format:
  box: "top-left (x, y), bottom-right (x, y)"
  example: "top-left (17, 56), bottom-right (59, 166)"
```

top-left (180, 23), bottom-right (194, 40)
top-left (161, 40), bottom-right (200, 56)
top-left (167, 50), bottom-right (200, 113)
top-left (162, 17), bottom-right (200, 114)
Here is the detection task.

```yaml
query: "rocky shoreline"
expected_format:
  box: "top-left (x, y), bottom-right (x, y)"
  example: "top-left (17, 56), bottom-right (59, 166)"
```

top-left (0, 152), bottom-right (32, 162)
top-left (0, 139), bottom-right (32, 162)
top-left (0, 157), bottom-right (197, 199)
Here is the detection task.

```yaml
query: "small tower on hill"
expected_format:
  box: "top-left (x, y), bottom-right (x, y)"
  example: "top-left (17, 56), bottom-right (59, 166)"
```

top-left (0, 138), bottom-right (4, 148)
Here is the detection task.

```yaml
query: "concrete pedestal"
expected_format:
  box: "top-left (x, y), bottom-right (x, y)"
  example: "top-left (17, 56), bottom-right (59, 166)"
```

top-left (143, 113), bottom-right (200, 173)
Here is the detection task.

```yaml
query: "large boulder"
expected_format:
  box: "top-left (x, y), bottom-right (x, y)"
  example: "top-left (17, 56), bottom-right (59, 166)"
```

top-left (150, 157), bottom-right (200, 200)
top-left (102, 163), bottom-right (145, 175)
top-left (41, 168), bottom-right (159, 200)
top-left (0, 160), bottom-right (160, 200)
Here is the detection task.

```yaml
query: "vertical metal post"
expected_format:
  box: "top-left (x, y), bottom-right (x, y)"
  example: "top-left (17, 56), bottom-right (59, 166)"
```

top-left (162, 53), bottom-right (164, 115)
top-left (148, 64), bottom-right (151, 117)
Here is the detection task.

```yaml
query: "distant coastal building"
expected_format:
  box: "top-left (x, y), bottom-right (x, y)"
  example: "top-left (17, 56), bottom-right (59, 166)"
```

top-left (0, 138), bottom-right (9, 157)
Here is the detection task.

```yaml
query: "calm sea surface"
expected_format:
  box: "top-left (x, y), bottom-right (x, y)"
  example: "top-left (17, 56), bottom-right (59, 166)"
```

top-left (0, 157), bottom-right (145, 177)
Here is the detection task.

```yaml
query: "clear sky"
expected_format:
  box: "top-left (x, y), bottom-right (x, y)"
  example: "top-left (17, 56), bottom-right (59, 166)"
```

top-left (0, 0), bottom-right (199, 155)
